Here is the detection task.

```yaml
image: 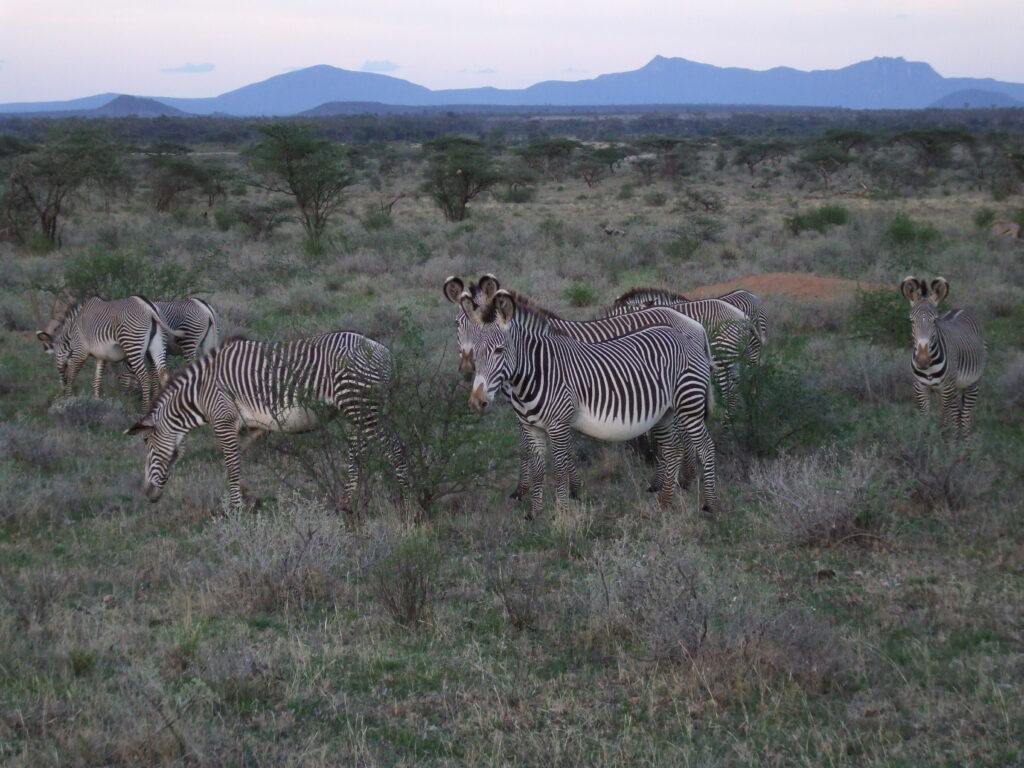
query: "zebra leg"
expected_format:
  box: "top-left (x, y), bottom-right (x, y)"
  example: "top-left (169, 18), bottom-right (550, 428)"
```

top-left (939, 385), bottom-right (959, 437)
top-left (213, 420), bottom-right (244, 509)
top-left (958, 384), bottom-right (980, 441)
top-left (548, 425), bottom-right (576, 514)
top-left (61, 351), bottom-right (89, 397)
top-left (511, 422), bottom-right (531, 500)
top-left (521, 423), bottom-right (548, 521)
top-left (677, 389), bottom-right (718, 514)
top-left (91, 359), bottom-right (106, 398)
top-left (914, 379), bottom-right (931, 417)
top-left (124, 348), bottom-right (154, 409)
top-left (651, 414), bottom-right (683, 509)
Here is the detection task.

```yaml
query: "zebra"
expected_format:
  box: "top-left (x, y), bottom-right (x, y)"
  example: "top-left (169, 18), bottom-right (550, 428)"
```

top-left (608, 288), bottom-right (756, 418)
top-left (124, 332), bottom-right (411, 510)
top-left (39, 292), bottom-right (219, 395)
top-left (900, 276), bottom-right (987, 439)
top-left (444, 275), bottom-right (714, 500)
top-left (610, 285), bottom-right (769, 364)
top-left (462, 289), bottom-right (717, 519)
top-left (36, 296), bottom-right (183, 407)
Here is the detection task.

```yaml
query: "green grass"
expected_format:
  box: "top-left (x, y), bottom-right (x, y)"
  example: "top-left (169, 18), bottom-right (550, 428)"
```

top-left (0, 141), bottom-right (1021, 766)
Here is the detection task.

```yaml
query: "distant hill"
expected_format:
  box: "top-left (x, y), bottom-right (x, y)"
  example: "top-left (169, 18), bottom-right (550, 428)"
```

top-left (93, 95), bottom-right (190, 117)
top-left (4, 56), bottom-right (1024, 116)
top-left (929, 89), bottom-right (1024, 108)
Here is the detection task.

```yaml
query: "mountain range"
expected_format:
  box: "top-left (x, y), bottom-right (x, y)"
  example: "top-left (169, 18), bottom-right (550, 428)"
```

top-left (3, 56), bottom-right (1024, 117)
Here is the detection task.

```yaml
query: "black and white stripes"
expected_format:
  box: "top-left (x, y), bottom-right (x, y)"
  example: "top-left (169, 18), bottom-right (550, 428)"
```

top-left (125, 332), bottom-right (410, 509)
top-left (901, 276), bottom-right (987, 439)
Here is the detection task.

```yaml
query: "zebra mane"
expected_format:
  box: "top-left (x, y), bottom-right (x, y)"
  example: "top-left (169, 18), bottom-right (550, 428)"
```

top-left (479, 291), bottom-right (568, 334)
top-left (614, 286), bottom-right (688, 307)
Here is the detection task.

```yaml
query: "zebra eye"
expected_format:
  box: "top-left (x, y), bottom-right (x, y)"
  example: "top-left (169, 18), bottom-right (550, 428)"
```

top-left (494, 346), bottom-right (504, 355)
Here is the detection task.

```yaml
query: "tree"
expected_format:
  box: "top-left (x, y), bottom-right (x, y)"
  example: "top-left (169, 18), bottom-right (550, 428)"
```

top-left (420, 137), bottom-right (501, 222)
top-left (146, 147), bottom-right (232, 212)
top-left (894, 128), bottom-right (974, 177)
top-left (6, 124), bottom-right (124, 247)
top-left (246, 123), bottom-right (353, 253)
top-left (516, 138), bottom-right (582, 181)
top-left (732, 139), bottom-right (793, 175)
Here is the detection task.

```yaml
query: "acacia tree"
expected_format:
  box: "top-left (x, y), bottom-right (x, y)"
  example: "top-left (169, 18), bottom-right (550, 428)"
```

top-left (6, 124), bottom-right (124, 247)
top-left (246, 123), bottom-right (353, 252)
top-left (421, 137), bottom-right (502, 222)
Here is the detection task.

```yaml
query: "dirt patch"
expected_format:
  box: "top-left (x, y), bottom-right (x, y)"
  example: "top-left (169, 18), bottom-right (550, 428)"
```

top-left (687, 272), bottom-right (889, 302)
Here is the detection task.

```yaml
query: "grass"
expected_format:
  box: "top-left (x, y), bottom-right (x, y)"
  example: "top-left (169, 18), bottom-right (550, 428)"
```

top-left (0, 136), bottom-right (1022, 766)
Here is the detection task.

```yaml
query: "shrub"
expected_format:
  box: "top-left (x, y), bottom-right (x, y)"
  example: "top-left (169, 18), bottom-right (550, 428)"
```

top-left (848, 288), bottom-right (907, 348)
top-left (360, 204), bottom-right (394, 231)
top-left (884, 212), bottom-right (939, 250)
top-left (995, 351), bottom-right (1024, 411)
top-left (643, 191), bottom-right (667, 207)
top-left (973, 208), bottom-right (996, 229)
top-left (563, 283), bottom-right (599, 308)
top-left (893, 428), bottom-right (994, 512)
top-left (0, 565), bottom-right (69, 627)
top-left (61, 246), bottom-right (202, 299)
top-left (484, 555), bottom-right (546, 632)
top-left (369, 530), bottom-right (441, 628)
top-left (494, 186), bottom-right (536, 204)
top-left (616, 183), bottom-right (634, 200)
top-left (47, 395), bottom-right (130, 429)
top-left (728, 349), bottom-right (841, 460)
top-left (785, 204), bottom-right (850, 235)
top-left (751, 446), bottom-right (892, 547)
top-left (208, 500), bottom-right (353, 614)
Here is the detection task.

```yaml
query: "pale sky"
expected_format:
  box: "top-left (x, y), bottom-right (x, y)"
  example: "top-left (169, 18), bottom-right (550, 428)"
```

top-left (1, 0), bottom-right (1022, 103)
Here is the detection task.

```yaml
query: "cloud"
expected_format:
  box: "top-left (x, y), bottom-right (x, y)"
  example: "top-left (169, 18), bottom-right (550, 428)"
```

top-left (162, 62), bottom-right (215, 74)
top-left (361, 60), bottom-right (399, 73)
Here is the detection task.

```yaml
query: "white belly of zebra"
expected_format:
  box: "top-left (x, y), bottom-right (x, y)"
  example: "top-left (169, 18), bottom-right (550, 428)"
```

top-left (238, 405), bottom-right (322, 433)
top-left (572, 404), bottom-right (666, 442)
top-left (89, 340), bottom-right (125, 362)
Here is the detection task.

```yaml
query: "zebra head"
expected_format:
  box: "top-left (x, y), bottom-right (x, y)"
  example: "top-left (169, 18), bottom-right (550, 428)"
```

top-left (124, 412), bottom-right (186, 503)
top-left (901, 276), bottom-right (948, 367)
top-left (36, 287), bottom-right (77, 353)
top-left (444, 273), bottom-right (500, 377)
top-left (462, 289), bottom-right (515, 413)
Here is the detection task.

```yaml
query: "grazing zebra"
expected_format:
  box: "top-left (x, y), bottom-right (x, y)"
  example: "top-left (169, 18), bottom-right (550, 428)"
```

top-left (462, 289), bottom-right (717, 519)
top-left (125, 332), bottom-right (411, 510)
top-left (40, 292), bottom-right (220, 394)
top-left (37, 296), bottom-right (183, 407)
top-left (608, 288), bottom-right (755, 418)
top-left (444, 275), bottom-right (714, 500)
top-left (900, 276), bottom-right (987, 439)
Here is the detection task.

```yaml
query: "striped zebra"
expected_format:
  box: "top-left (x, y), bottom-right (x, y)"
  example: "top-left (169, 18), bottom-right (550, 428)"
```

top-left (462, 289), bottom-right (717, 519)
top-left (612, 285), bottom-right (768, 363)
top-left (900, 276), bottom-right (987, 439)
top-left (608, 288), bottom-right (755, 418)
top-left (40, 292), bottom-right (219, 395)
top-left (125, 332), bottom-right (411, 510)
top-left (444, 275), bottom-right (714, 500)
top-left (36, 296), bottom-right (183, 407)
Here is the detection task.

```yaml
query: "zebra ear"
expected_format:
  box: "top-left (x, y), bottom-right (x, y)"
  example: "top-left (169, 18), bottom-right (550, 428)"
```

top-left (493, 290), bottom-right (516, 326)
top-left (459, 293), bottom-right (480, 323)
top-left (478, 274), bottom-right (500, 299)
top-left (443, 276), bottom-right (464, 304)
top-left (36, 330), bottom-right (53, 350)
top-left (124, 417), bottom-right (155, 436)
top-left (930, 277), bottom-right (949, 304)
top-left (900, 276), bottom-right (924, 303)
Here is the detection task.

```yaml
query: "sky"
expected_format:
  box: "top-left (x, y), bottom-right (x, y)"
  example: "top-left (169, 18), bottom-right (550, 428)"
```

top-left (1, 0), bottom-right (1023, 103)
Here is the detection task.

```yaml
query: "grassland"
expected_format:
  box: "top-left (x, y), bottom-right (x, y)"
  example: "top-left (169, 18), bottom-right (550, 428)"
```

top-left (1, 136), bottom-right (1022, 766)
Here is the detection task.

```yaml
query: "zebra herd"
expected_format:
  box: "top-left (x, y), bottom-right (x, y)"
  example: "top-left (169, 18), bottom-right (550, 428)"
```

top-left (33, 273), bottom-right (987, 516)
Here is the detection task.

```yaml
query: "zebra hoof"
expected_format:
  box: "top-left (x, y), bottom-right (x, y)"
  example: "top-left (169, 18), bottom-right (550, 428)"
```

top-left (646, 485), bottom-right (659, 493)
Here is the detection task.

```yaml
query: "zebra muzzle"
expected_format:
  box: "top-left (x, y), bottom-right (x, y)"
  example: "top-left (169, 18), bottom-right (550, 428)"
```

top-left (469, 383), bottom-right (491, 412)
top-left (914, 343), bottom-right (930, 367)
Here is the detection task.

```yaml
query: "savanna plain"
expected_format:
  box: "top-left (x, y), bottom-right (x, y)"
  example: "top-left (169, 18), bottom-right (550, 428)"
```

top-left (0, 111), bottom-right (1022, 766)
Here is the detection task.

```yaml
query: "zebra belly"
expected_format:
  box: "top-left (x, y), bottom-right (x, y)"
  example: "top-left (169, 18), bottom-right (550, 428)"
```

top-left (572, 404), bottom-right (667, 442)
top-left (88, 340), bottom-right (125, 362)
top-left (238, 405), bottom-right (323, 433)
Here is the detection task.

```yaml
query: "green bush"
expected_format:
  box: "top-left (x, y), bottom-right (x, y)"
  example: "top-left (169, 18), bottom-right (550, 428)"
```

top-left (785, 204), bottom-right (850, 235)
top-left (563, 283), bottom-right (599, 308)
top-left (360, 205), bottom-right (394, 231)
top-left (848, 288), bottom-right (907, 348)
top-left (494, 186), bottom-right (537, 204)
top-left (973, 208), bottom-right (996, 229)
top-left (728, 349), bottom-right (841, 460)
top-left (61, 246), bottom-right (202, 299)
top-left (616, 183), bottom-right (634, 200)
top-left (643, 191), bottom-right (668, 207)
top-left (884, 212), bottom-right (939, 249)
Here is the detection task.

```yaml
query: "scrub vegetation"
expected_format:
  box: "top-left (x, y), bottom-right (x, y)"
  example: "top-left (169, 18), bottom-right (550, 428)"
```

top-left (0, 108), bottom-right (1022, 766)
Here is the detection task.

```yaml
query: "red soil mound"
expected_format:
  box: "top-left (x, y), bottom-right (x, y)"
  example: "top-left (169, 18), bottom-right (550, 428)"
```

top-left (687, 272), bottom-right (888, 302)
